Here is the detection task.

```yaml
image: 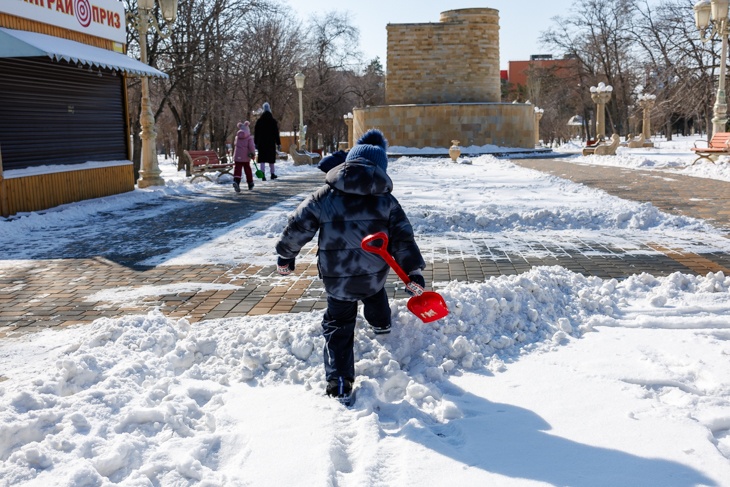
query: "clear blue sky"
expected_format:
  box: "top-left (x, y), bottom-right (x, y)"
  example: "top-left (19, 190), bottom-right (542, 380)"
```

top-left (284, 0), bottom-right (576, 70)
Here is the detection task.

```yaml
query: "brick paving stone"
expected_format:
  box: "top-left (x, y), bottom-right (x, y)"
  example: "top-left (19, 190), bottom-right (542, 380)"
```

top-left (203, 311), bottom-right (229, 319)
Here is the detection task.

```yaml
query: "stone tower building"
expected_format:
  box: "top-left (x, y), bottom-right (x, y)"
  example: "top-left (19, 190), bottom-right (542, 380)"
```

top-left (386, 8), bottom-right (501, 105)
top-left (353, 8), bottom-right (534, 150)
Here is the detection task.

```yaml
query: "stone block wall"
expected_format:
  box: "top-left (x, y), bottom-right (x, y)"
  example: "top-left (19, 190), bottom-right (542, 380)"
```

top-left (354, 103), bottom-right (535, 150)
top-left (386, 8), bottom-right (501, 105)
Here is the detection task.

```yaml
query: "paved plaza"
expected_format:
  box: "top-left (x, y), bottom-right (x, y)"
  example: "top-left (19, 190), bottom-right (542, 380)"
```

top-left (1, 158), bottom-right (729, 338)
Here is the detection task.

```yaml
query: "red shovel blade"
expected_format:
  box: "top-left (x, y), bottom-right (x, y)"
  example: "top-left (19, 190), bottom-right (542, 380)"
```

top-left (361, 232), bottom-right (449, 323)
top-left (407, 291), bottom-right (449, 323)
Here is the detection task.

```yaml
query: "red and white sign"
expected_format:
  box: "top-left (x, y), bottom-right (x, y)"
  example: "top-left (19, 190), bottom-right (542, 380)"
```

top-left (0, 0), bottom-right (126, 44)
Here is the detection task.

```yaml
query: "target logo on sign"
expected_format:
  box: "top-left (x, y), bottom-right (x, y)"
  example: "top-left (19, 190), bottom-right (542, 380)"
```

top-left (3, 0), bottom-right (126, 43)
top-left (75, 0), bottom-right (92, 27)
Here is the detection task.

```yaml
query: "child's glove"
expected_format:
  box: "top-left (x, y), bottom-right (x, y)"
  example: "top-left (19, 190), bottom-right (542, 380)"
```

top-left (405, 273), bottom-right (426, 296)
top-left (277, 256), bottom-right (296, 275)
top-left (248, 153), bottom-right (255, 159)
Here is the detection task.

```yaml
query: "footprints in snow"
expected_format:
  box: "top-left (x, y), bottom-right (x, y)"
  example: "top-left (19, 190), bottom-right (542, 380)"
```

top-left (621, 377), bottom-right (730, 460)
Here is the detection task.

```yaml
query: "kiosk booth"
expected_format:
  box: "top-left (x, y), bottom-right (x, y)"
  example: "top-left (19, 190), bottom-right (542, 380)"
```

top-left (0, 0), bottom-right (167, 218)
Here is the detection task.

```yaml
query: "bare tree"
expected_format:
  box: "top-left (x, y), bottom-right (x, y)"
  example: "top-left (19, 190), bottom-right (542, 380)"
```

top-left (527, 64), bottom-right (585, 144)
top-left (535, 0), bottom-right (725, 142)
top-left (237, 6), bottom-right (306, 140)
top-left (632, 0), bottom-right (717, 139)
top-left (299, 11), bottom-right (363, 151)
top-left (125, 0), bottom-right (384, 174)
top-left (350, 57), bottom-right (385, 107)
top-left (125, 0), bottom-right (268, 174)
top-left (541, 0), bottom-right (641, 138)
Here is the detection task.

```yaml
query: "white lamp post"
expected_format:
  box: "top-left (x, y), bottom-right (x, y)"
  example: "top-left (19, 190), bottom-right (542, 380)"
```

top-left (343, 112), bottom-right (354, 149)
top-left (589, 82), bottom-right (613, 140)
top-left (534, 106), bottom-right (545, 146)
top-left (294, 72), bottom-right (305, 150)
top-left (695, 0), bottom-right (729, 136)
top-left (127, 0), bottom-right (178, 188)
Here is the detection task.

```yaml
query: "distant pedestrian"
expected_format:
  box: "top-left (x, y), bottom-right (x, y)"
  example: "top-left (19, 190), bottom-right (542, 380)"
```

top-left (254, 102), bottom-right (281, 181)
top-left (232, 121), bottom-right (256, 191)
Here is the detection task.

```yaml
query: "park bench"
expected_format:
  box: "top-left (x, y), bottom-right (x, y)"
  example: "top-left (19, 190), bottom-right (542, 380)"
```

top-left (691, 132), bottom-right (730, 165)
top-left (581, 137), bottom-right (603, 156)
top-left (183, 150), bottom-right (235, 182)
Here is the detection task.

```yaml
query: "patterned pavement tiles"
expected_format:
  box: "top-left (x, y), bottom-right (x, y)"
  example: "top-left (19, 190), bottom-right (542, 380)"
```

top-left (1, 157), bottom-right (729, 338)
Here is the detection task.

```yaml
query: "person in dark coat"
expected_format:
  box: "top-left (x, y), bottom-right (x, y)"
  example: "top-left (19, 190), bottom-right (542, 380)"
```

top-left (274, 129), bottom-right (426, 401)
top-left (253, 102), bottom-right (281, 181)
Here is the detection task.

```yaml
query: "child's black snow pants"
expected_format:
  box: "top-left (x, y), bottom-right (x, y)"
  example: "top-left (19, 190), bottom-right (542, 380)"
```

top-left (322, 287), bottom-right (391, 381)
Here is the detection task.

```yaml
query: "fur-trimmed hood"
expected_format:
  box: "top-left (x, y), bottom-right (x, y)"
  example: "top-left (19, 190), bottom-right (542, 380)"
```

top-left (325, 157), bottom-right (392, 196)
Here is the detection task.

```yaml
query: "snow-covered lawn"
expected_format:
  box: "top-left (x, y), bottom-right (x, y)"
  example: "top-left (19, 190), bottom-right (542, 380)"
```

top-left (558, 134), bottom-right (730, 182)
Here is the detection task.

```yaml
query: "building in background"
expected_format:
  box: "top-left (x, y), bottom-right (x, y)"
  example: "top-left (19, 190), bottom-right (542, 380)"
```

top-left (0, 0), bottom-right (166, 218)
top-left (354, 8), bottom-right (535, 150)
top-left (504, 54), bottom-right (580, 102)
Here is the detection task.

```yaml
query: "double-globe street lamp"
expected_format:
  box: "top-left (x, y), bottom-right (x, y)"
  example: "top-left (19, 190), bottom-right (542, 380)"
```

top-left (637, 93), bottom-right (657, 146)
top-left (589, 82), bottom-right (613, 140)
top-left (127, 0), bottom-right (178, 188)
top-left (294, 72), bottom-right (305, 150)
top-left (694, 0), bottom-right (730, 136)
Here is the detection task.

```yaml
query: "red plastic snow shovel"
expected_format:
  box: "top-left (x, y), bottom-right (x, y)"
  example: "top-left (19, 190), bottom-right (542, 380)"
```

top-left (361, 232), bottom-right (449, 323)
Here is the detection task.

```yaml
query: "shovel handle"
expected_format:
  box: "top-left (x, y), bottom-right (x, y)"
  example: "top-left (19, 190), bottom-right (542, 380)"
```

top-left (361, 232), bottom-right (411, 284)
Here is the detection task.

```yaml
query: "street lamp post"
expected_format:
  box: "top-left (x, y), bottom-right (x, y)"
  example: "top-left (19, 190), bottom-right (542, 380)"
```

top-left (294, 73), bottom-right (305, 150)
top-left (127, 0), bottom-right (177, 188)
top-left (694, 0), bottom-right (729, 136)
top-left (534, 106), bottom-right (544, 146)
top-left (589, 82), bottom-right (613, 140)
top-left (637, 93), bottom-right (657, 146)
top-left (343, 112), bottom-right (354, 149)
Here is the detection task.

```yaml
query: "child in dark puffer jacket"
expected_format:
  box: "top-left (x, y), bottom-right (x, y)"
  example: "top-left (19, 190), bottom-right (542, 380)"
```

top-left (274, 129), bottom-right (426, 402)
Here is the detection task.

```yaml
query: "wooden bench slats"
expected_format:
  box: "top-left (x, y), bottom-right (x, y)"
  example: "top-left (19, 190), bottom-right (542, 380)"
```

top-left (691, 132), bottom-right (730, 164)
top-left (183, 150), bottom-right (235, 182)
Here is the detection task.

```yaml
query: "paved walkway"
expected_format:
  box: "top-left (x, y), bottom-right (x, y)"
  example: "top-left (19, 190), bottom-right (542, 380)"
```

top-left (1, 158), bottom-right (729, 338)
top-left (513, 158), bottom-right (730, 235)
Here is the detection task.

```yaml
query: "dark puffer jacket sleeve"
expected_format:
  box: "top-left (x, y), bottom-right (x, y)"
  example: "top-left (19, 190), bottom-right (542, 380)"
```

top-left (275, 187), bottom-right (325, 259)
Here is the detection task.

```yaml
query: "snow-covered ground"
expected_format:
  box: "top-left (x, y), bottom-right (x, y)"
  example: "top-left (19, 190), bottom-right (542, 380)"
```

top-left (558, 134), bottom-right (730, 182)
top-left (0, 136), bottom-right (729, 486)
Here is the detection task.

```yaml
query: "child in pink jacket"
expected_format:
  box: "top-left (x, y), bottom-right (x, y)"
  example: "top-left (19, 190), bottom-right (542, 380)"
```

top-left (232, 121), bottom-right (256, 192)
